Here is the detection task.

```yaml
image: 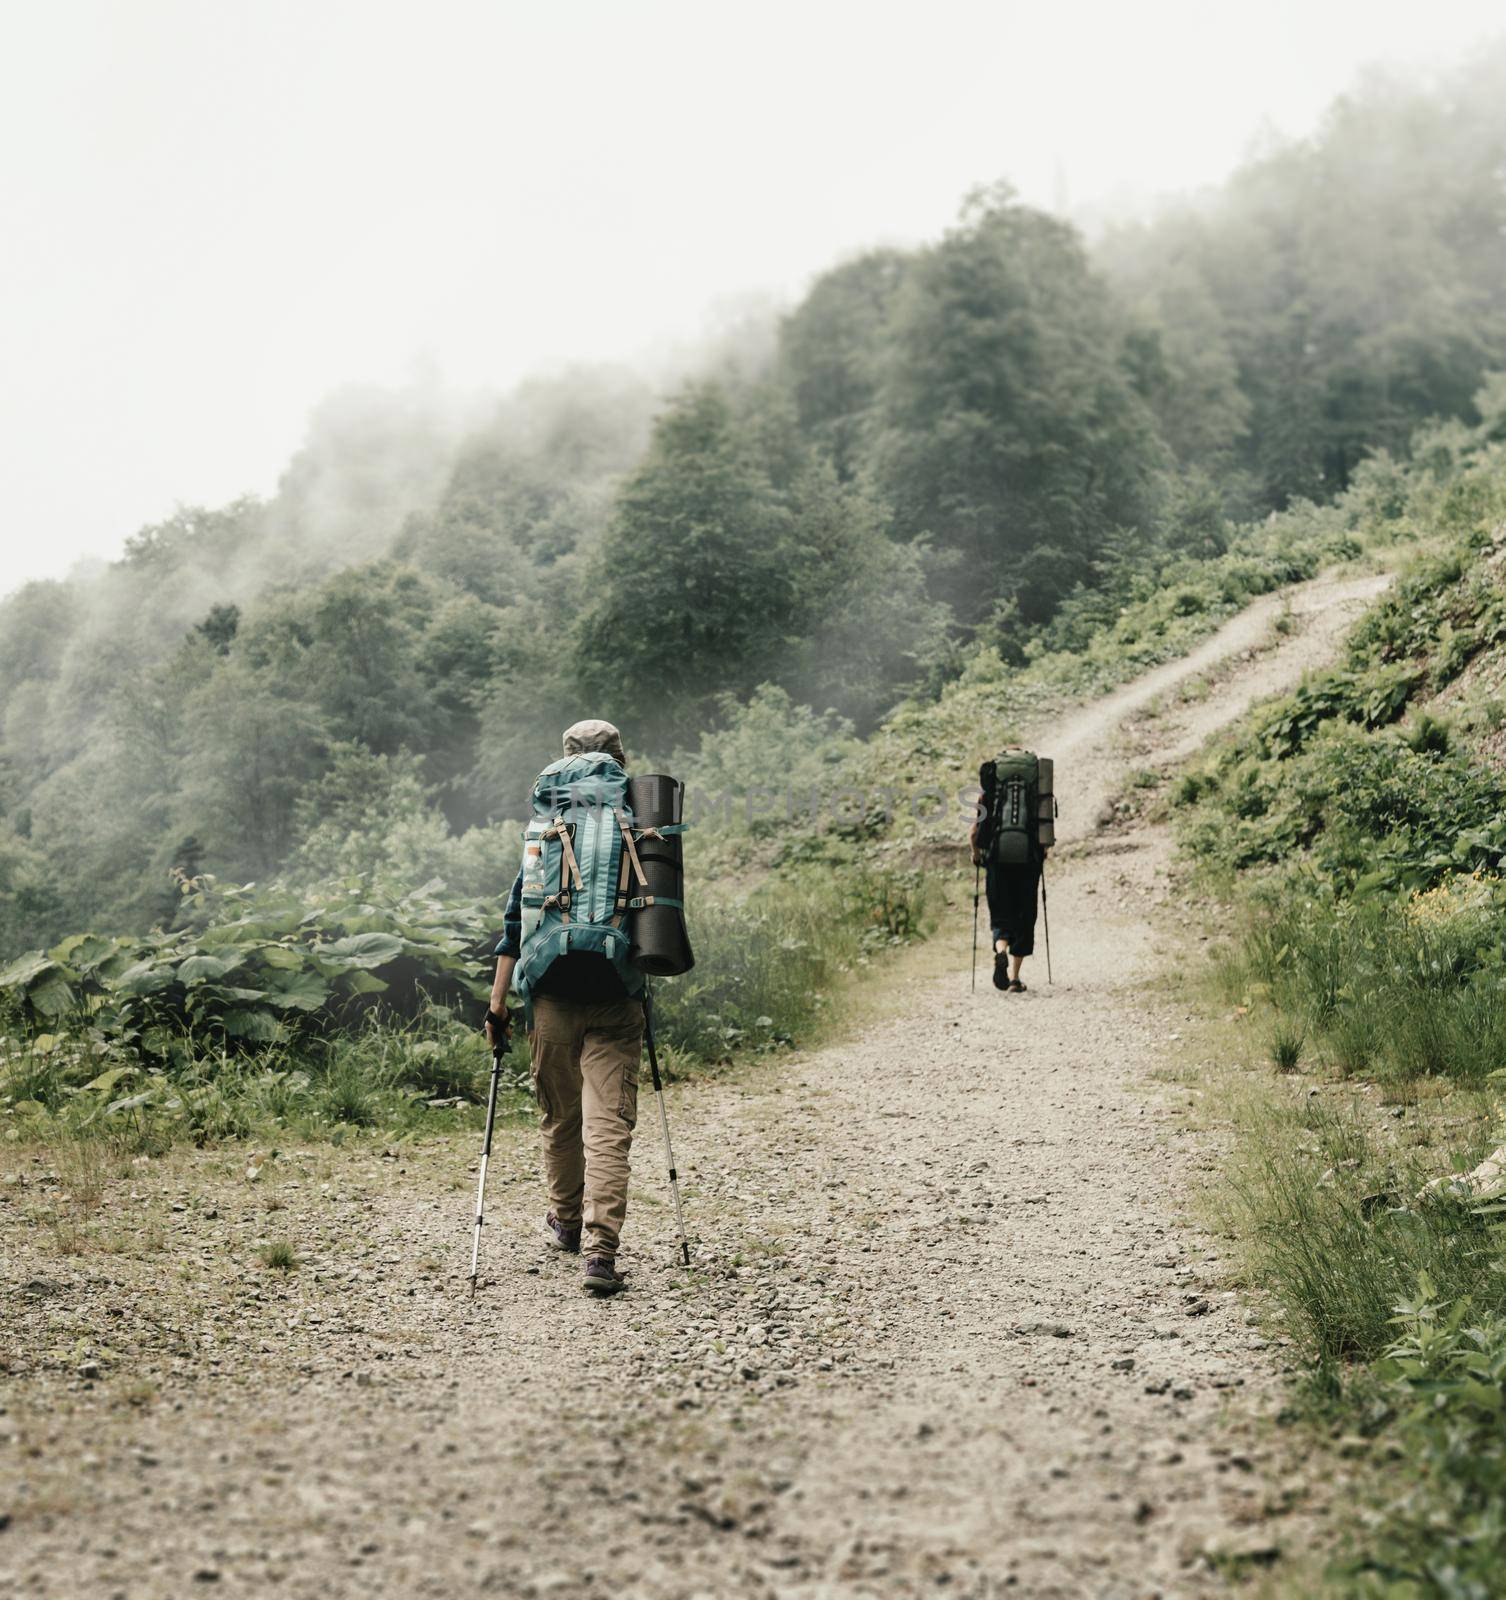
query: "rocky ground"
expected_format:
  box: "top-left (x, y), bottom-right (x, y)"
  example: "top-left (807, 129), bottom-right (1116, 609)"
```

top-left (0, 571), bottom-right (1387, 1599)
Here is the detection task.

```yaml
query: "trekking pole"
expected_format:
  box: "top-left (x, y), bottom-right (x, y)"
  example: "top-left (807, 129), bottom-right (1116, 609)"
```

top-left (1040, 862), bottom-right (1053, 986)
top-left (468, 1026), bottom-right (508, 1297)
top-left (970, 859), bottom-right (981, 993)
top-left (643, 986), bottom-right (691, 1267)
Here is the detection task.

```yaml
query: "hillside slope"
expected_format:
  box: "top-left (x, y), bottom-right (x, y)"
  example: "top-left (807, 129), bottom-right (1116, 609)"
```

top-left (0, 569), bottom-right (1380, 1599)
top-left (1168, 415), bottom-right (1506, 1591)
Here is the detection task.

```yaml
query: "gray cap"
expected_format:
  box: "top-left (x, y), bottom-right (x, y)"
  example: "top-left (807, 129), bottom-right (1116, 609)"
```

top-left (562, 718), bottom-right (626, 766)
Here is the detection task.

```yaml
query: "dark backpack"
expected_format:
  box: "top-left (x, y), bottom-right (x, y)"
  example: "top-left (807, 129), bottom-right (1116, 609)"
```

top-left (980, 751), bottom-right (1056, 865)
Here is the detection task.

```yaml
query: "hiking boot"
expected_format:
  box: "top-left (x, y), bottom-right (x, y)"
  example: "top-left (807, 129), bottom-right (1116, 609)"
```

top-left (992, 949), bottom-right (1010, 990)
top-left (582, 1255), bottom-right (626, 1296)
top-left (543, 1212), bottom-right (581, 1253)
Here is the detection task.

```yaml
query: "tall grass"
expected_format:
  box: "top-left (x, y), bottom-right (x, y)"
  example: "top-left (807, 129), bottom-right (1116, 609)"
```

top-left (1222, 886), bottom-right (1506, 1087)
top-left (1225, 1092), bottom-right (1503, 1371)
top-left (651, 864), bottom-right (933, 1067)
top-left (1207, 893), bottom-right (1506, 1591)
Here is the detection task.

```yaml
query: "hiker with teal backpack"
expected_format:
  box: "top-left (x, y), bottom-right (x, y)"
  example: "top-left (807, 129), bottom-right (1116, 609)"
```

top-left (482, 718), bottom-right (692, 1297)
top-left (971, 747), bottom-right (1056, 992)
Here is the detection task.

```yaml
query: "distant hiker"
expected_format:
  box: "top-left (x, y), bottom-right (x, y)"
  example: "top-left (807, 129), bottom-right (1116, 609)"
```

top-left (486, 718), bottom-right (645, 1297)
top-left (971, 747), bottom-right (1056, 992)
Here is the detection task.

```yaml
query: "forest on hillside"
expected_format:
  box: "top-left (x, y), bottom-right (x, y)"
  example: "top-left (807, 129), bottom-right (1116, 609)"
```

top-left (2, 53), bottom-right (1504, 958)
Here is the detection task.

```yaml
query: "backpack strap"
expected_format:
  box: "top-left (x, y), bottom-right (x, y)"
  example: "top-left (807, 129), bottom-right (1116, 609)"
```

top-left (618, 811), bottom-right (650, 889)
top-left (612, 815), bottom-right (688, 919)
top-left (613, 808), bottom-right (650, 923)
top-left (542, 817), bottom-right (583, 918)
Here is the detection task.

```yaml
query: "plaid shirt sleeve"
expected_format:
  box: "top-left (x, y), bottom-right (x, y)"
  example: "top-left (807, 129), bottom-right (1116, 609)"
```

top-left (494, 864), bottom-right (524, 958)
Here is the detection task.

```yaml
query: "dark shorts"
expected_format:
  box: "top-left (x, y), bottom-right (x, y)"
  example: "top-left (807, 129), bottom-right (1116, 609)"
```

top-left (986, 858), bottom-right (1041, 957)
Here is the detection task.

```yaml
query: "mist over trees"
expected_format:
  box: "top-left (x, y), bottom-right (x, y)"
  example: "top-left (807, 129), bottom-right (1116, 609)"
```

top-left (1101, 53), bottom-right (1506, 511)
top-left (3, 54), bottom-right (1506, 956)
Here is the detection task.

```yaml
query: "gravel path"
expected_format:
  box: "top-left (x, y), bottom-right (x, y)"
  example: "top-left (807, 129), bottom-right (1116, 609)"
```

top-left (0, 571), bottom-right (1386, 1599)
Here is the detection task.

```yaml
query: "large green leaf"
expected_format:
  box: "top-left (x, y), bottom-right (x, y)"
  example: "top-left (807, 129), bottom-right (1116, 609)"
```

top-left (82, 1065), bottom-right (136, 1096)
top-left (222, 1009), bottom-right (281, 1042)
top-left (28, 973), bottom-right (77, 1017)
top-left (176, 953), bottom-right (239, 984)
top-left (49, 933), bottom-right (122, 971)
top-left (105, 1089), bottom-right (163, 1116)
top-left (113, 960), bottom-right (175, 997)
top-left (0, 951), bottom-right (53, 990)
top-left (341, 970), bottom-right (389, 996)
top-left (320, 932), bottom-right (405, 966)
top-left (198, 913), bottom-right (302, 948)
top-left (94, 948), bottom-right (141, 981)
top-left (263, 970), bottom-right (331, 1011)
top-left (256, 944), bottom-right (306, 970)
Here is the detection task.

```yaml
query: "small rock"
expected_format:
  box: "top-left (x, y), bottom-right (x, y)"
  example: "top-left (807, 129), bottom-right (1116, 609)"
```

top-left (1202, 1528), bottom-right (1281, 1567)
top-left (1111, 1357), bottom-right (1135, 1372)
top-left (78, 1361), bottom-right (101, 1380)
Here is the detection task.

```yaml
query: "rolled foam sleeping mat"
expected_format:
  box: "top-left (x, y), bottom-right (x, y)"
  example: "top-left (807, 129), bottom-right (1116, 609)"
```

top-left (625, 773), bottom-right (695, 976)
top-left (1036, 756), bottom-right (1056, 849)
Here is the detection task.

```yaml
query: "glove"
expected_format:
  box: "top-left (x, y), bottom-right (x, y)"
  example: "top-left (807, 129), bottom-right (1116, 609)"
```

top-left (484, 1008), bottom-right (512, 1051)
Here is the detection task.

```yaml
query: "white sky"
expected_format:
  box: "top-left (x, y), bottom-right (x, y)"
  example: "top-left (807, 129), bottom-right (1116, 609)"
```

top-left (2, 0), bottom-right (1502, 595)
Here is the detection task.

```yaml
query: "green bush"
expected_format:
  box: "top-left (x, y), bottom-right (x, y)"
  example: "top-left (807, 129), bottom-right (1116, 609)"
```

top-left (0, 876), bottom-right (494, 1063)
top-left (1340, 1281), bottom-right (1506, 1594)
top-left (650, 861), bottom-right (933, 1068)
top-left (1, 854), bottom-right (934, 1148)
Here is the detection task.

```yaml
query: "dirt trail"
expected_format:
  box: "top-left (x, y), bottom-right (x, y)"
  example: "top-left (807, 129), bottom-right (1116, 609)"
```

top-left (1, 570), bottom-right (1386, 1600)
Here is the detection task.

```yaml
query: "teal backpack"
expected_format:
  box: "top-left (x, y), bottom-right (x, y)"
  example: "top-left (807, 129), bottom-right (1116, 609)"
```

top-left (515, 752), bottom-right (652, 1001)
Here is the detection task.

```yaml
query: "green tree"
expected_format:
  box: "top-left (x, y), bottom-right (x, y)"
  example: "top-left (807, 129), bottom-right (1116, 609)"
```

top-left (575, 384), bottom-right (802, 739)
top-left (777, 464), bottom-right (951, 727)
top-left (195, 604), bottom-right (240, 654)
top-left (175, 661), bottom-right (328, 879)
top-left (874, 187), bottom-right (1169, 625)
top-left (779, 249), bottom-right (910, 478)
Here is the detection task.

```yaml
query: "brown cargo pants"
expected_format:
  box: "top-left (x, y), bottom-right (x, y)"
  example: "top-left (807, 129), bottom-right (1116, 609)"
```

top-left (529, 995), bottom-right (644, 1260)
